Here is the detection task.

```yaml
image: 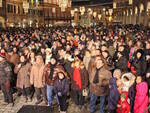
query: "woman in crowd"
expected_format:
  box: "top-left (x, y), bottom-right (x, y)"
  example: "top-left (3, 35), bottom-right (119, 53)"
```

top-left (30, 54), bottom-right (47, 105)
top-left (134, 76), bottom-right (149, 113)
top-left (14, 55), bottom-right (32, 102)
top-left (71, 58), bottom-right (88, 110)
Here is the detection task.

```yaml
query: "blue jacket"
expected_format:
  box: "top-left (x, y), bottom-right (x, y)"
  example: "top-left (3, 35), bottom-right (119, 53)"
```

top-left (108, 77), bottom-right (120, 110)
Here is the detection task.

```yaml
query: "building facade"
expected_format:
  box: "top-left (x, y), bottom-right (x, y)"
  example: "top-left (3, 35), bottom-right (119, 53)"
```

top-left (113, 0), bottom-right (150, 26)
top-left (0, 0), bottom-right (71, 28)
top-left (71, 0), bottom-right (113, 26)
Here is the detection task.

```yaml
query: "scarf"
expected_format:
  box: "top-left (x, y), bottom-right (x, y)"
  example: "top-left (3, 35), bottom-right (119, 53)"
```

top-left (49, 63), bottom-right (56, 80)
top-left (73, 67), bottom-right (82, 89)
top-left (20, 61), bottom-right (26, 67)
top-left (93, 68), bottom-right (101, 84)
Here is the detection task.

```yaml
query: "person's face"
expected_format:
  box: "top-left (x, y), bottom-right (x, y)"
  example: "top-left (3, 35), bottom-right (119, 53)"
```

top-left (85, 51), bottom-right (90, 57)
top-left (137, 52), bottom-right (141, 59)
top-left (24, 50), bottom-right (29, 55)
top-left (20, 56), bottom-right (25, 63)
top-left (102, 52), bottom-right (108, 59)
top-left (118, 46), bottom-right (124, 52)
top-left (8, 52), bottom-right (13, 55)
top-left (41, 48), bottom-right (45, 54)
top-left (114, 70), bottom-right (121, 79)
top-left (50, 58), bottom-right (56, 65)
top-left (96, 59), bottom-right (104, 69)
top-left (146, 43), bottom-right (150, 49)
top-left (58, 73), bottom-right (64, 80)
top-left (136, 76), bottom-right (142, 84)
top-left (128, 40), bottom-right (133, 47)
top-left (66, 45), bottom-right (71, 51)
top-left (36, 57), bottom-right (42, 64)
top-left (75, 61), bottom-right (80, 68)
top-left (101, 46), bottom-right (107, 52)
top-left (13, 48), bottom-right (17, 53)
top-left (30, 52), bottom-right (35, 58)
top-left (46, 51), bottom-right (50, 56)
top-left (0, 57), bottom-right (4, 62)
top-left (137, 41), bottom-right (141, 47)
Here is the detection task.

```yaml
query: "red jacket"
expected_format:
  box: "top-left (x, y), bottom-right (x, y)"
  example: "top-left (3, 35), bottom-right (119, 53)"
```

top-left (117, 91), bottom-right (130, 113)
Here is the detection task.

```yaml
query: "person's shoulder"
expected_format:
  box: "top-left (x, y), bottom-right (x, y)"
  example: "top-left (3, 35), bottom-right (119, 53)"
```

top-left (3, 60), bottom-right (11, 66)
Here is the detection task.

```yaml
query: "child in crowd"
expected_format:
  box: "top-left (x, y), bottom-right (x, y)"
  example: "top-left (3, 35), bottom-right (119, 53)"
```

top-left (117, 75), bottom-right (130, 113)
top-left (117, 91), bottom-right (130, 113)
top-left (108, 69), bottom-right (121, 113)
top-left (134, 76), bottom-right (149, 113)
top-left (54, 71), bottom-right (70, 113)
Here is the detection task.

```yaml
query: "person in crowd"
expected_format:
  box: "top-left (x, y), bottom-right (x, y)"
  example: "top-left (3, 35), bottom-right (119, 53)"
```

top-left (131, 49), bottom-right (147, 76)
top-left (115, 52), bottom-right (128, 73)
top-left (71, 58), bottom-right (89, 111)
top-left (0, 52), bottom-right (14, 106)
top-left (89, 56), bottom-right (112, 113)
top-left (45, 48), bottom-right (52, 65)
top-left (14, 55), bottom-right (32, 102)
top-left (0, 25), bottom-right (150, 112)
top-left (83, 50), bottom-right (91, 70)
top-left (108, 69), bottom-right (121, 113)
top-left (117, 91), bottom-right (130, 113)
top-left (54, 71), bottom-right (70, 113)
top-left (30, 54), bottom-right (47, 105)
top-left (134, 75), bottom-right (149, 113)
top-left (43, 57), bottom-right (64, 107)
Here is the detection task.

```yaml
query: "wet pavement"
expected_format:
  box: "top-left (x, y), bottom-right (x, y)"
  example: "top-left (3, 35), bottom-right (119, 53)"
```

top-left (0, 91), bottom-right (105, 113)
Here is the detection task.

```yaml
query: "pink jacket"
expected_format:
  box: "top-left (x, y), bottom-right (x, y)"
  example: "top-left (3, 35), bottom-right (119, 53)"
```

top-left (134, 82), bottom-right (149, 113)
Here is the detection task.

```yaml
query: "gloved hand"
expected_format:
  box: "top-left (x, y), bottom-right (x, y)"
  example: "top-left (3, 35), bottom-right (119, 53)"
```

top-left (58, 92), bottom-right (62, 96)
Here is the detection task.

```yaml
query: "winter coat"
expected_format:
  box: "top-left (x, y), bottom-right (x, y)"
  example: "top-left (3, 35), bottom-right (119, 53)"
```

top-left (43, 63), bottom-right (64, 86)
top-left (64, 60), bottom-right (72, 77)
top-left (54, 78), bottom-right (69, 95)
top-left (30, 63), bottom-right (45, 88)
top-left (132, 58), bottom-right (147, 76)
top-left (134, 82), bottom-right (149, 113)
top-left (83, 56), bottom-right (91, 70)
top-left (128, 83), bottom-right (136, 113)
top-left (71, 66), bottom-right (89, 91)
top-left (115, 56), bottom-right (128, 72)
top-left (131, 49), bottom-right (147, 76)
top-left (108, 77), bottom-right (120, 110)
top-left (89, 67), bottom-right (112, 96)
top-left (117, 91), bottom-right (130, 113)
top-left (0, 60), bottom-right (12, 84)
top-left (14, 63), bottom-right (31, 89)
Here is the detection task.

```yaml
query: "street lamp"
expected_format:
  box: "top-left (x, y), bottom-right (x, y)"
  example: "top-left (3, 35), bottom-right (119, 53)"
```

top-left (129, 0), bottom-right (133, 5)
top-left (113, 2), bottom-right (116, 9)
top-left (93, 12), bottom-right (97, 18)
top-left (140, 4), bottom-right (144, 13)
top-left (98, 14), bottom-right (102, 20)
top-left (80, 6), bottom-right (85, 15)
top-left (135, 7), bottom-right (138, 15)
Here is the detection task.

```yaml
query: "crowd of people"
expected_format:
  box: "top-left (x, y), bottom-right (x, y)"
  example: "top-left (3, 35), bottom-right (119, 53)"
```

top-left (0, 25), bottom-right (150, 113)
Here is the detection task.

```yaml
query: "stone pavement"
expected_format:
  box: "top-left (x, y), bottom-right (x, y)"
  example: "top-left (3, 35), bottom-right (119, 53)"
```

top-left (0, 91), bottom-right (103, 113)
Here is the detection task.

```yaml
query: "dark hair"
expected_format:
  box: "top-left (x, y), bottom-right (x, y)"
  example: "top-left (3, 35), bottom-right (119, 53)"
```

top-left (123, 76), bottom-right (129, 81)
top-left (136, 75), bottom-right (145, 82)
